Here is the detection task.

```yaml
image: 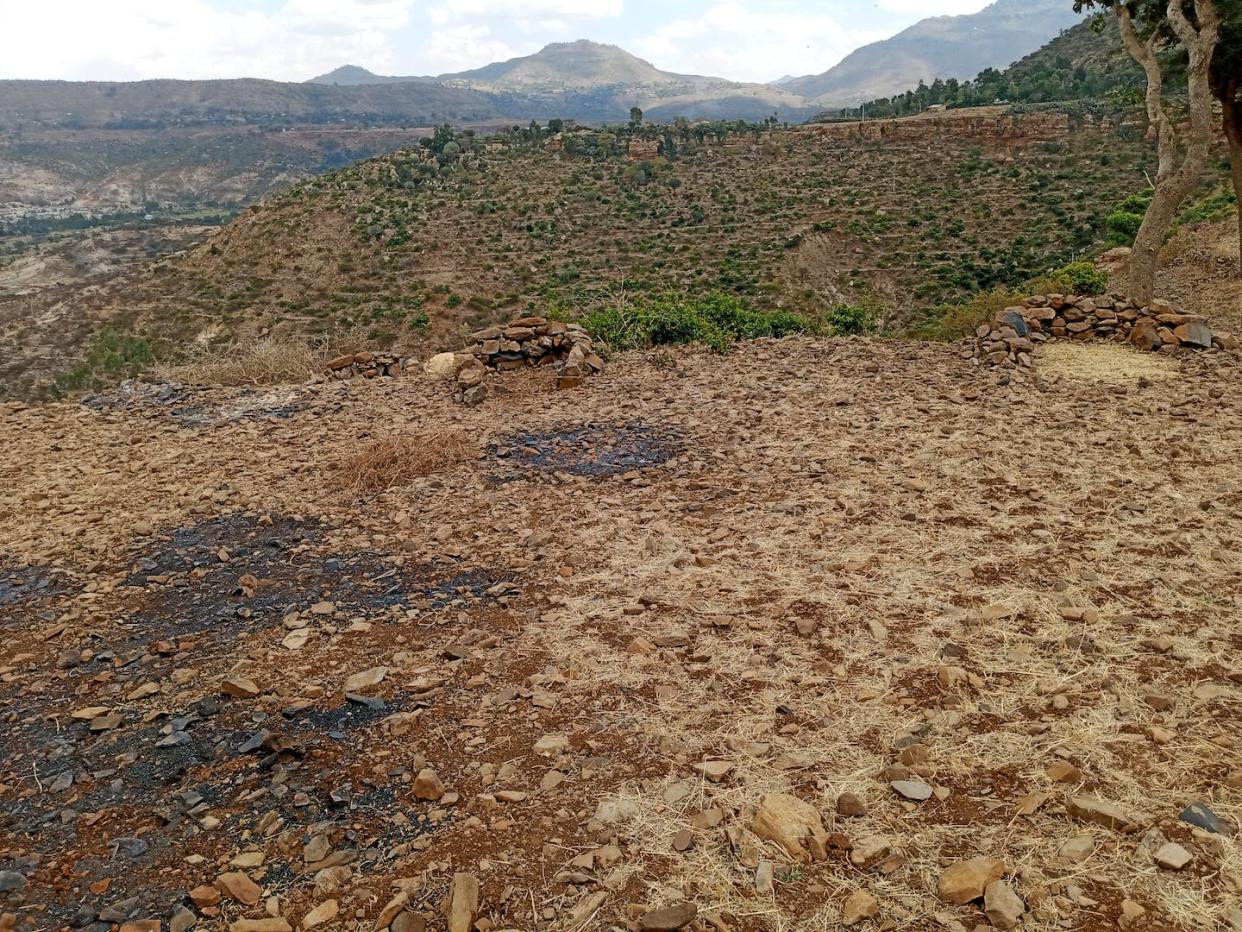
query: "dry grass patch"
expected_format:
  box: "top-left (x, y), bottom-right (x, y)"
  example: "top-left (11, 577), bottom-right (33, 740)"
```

top-left (1037, 341), bottom-right (1178, 384)
top-left (333, 429), bottom-right (475, 497)
top-left (156, 328), bottom-right (374, 386)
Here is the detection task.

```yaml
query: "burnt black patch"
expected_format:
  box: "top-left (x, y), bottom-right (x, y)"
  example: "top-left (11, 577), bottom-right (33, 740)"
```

top-left (82, 379), bottom-right (307, 427)
top-left (486, 421), bottom-right (683, 481)
top-left (0, 562), bottom-right (65, 608)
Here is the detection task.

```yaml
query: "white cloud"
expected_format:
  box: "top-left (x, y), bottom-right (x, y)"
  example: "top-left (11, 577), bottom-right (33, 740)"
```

top-left (876, 0), bottom-right (990, 13)
top-left (422, 25), bottom-right (520, 74)
top-left (0, 0), bottom-right (415, 81)
top-left (428, 0), bottom-right (623, 25)
top-left (634, 2), bottom-right (892, 83)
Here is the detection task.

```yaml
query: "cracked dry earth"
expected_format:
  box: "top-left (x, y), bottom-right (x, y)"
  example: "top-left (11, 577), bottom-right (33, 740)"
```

top-left (0, 337), bottom-right (1240, 932)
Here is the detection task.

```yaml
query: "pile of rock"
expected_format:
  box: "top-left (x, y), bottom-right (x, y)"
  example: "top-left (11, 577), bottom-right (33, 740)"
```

top-left (440, 316), bottom-right (605, 405)
top-left (324, 350), bottom-right (406, 380)
top-left (973, 294), bottom-right (1237, 368)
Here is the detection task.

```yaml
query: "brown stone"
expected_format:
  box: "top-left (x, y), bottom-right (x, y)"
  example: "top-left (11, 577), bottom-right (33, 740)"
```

top-left (215, 871), bottom-right (262, 906)
top-left (639, 902), bottom-right (697, 930)
top-left (937, 857), bottom-right (1005, 905)
top-left (752, 793), bottom-right (829, 863)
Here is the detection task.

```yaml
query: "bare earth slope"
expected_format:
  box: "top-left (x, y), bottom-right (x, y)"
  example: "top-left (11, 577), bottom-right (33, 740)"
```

top-left (1, 338), bottom-right (1239, 932)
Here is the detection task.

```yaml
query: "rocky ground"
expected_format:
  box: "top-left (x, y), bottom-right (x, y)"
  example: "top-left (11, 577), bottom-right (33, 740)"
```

top-left (0, 337), bottom-right (1240, 932)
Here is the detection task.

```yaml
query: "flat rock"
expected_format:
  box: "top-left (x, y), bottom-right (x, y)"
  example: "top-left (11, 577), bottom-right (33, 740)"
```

top-left (343, 667), bottom-right (388, 693)
top-left (841, 890), bottom-right (878, 927)
top-left (937, 857), bottom-right (1006, 905)
top-left (1065, 795), bottom-right (1135, 831)
top-left (215, 871), bottom-right (262, 906)
top-left (639, 902), bottom-right (698, 931)
top-left (751, 793), bottom-right (829, 863)
top-left (892, 779), bottom-right (933, 801)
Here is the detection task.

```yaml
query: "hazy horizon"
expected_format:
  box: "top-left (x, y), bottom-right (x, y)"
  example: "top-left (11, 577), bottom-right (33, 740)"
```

top-left (2, 0), bottom-right (1002, 85)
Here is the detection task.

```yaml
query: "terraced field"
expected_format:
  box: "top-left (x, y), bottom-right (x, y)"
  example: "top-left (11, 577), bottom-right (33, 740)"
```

top-left (121, 110), bottom-right (1153, 351)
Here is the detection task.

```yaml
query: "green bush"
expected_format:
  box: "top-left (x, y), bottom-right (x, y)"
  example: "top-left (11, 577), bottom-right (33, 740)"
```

top-left (1050, 261), bottom-right (1108, 296)
top-left (823, 304), bottom-right (876, 336)
top-left (53, 328), bottom-right (153, 397)
top-left (1105, 191), bottom-right (1153, 247)
top-left (582, 293), bottom-right (810, 354)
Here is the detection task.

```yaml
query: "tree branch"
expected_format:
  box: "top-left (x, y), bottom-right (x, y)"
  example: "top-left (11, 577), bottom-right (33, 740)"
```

top-left (1115, 4), bottom-right (1174, 174)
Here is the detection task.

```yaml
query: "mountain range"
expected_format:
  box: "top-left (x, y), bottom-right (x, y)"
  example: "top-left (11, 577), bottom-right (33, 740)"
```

top-left (307, 0), bottom-right (1085, 111)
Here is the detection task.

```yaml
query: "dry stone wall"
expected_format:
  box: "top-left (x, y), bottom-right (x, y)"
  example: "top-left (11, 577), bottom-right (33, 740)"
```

top-left (450, 317), bottom-right (605, 405)
top-left (973, 294), bottom-right (1238, 369)
top-left (323, 351), bottom-right (406, 380)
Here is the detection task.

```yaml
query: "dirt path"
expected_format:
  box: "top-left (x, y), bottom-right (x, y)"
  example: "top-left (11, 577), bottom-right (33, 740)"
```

top-left (0, 338), bottom-right (1239, 932)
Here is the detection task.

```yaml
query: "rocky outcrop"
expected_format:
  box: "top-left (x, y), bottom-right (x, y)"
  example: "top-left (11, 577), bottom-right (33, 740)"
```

top-left (972, 293), bottom-right (1238, 368)
top-left (810, 108), bottom-right (1083, 145)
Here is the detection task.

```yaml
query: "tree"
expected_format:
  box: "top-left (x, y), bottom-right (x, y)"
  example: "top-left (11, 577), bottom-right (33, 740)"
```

top-left (630, 106), bottom-right (644, 125)
top-left (1209, 3), bottom-right (1241, 271)
top-left (1074, 0), bottom-right (1223, 302)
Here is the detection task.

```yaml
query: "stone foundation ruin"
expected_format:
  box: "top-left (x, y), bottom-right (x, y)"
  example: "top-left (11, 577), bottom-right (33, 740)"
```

top-left (446, 317), bottom-right (606, 405)
top-left (973, 294), bottom-right (1238, 369)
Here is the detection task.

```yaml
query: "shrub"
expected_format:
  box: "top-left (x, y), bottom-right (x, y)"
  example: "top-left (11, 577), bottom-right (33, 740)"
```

top-left (53, 329), bottom-right (153, 397)
top-left (1105, 191), bottom-right (1152, 247)
top-left (1050, 261), bottom-right (1107, 296)
top-left (582, 293), bottom-right (810, 354)
top-left (823, 304), bottom-right (876, 336)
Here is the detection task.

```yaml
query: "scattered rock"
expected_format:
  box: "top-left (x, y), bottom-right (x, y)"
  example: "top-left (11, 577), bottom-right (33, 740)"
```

top-left (443, 873), bottom-right (478, 932)
top-left (937, 857), bottom-right (1006, 905)
top-left (751, 793), bottom-right (829, 863)
top-left (1180, 802), bottom-right (1231, 836)
top-left (984, 880), bottom-right (1025, 930)
top-left (221, 677), bottom-right (261, 699)
top-left (215, 871), bottom-right (262, 906)
top-left (841, 890), bottom-right (879, 927)
top-left (639, 902), bottom-right (698, 931)
top-left (1065, 796), bottom-right (1135, 831)
top-left (412, 768), bottom-right (445, 801)
top-left (1153, 842), bottom-right (1193, 871)
top-left (892, 779), bottom-right (933, 802)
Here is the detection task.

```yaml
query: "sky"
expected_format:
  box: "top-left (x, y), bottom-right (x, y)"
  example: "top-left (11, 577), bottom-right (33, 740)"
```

top-left (0, 0), bottom-right (998, 85)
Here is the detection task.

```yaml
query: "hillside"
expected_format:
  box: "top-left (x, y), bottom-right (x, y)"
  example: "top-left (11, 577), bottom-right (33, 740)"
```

top-left (783, 0), bottom-right (1085, 106)
top-left (0, 106), bottom-right (1161, 401)
top-left (0, 79), bottom-right (505, 131)
top-left (831, 17), bottom-right (1144, 119)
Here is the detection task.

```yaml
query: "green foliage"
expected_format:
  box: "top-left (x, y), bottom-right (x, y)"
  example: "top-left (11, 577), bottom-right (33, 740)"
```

top-left (1105, 190), bottom-right (1153, 247)
top-left (822, 303), bottom-right (877, 336)
top-left (582, 293), bottom-right (810, 354)
top-left (1051, 261), bottom-right (1108, 296)
top-left (53, 328), bottom-right (153, 397)
top-left (1177, 186), bottom-right (1238, 226)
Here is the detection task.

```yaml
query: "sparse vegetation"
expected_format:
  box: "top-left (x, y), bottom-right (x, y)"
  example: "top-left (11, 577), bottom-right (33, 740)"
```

top-left (333, 429), bottom-right (474, 497)
top-left (52, 328), bottom-right (153, 397)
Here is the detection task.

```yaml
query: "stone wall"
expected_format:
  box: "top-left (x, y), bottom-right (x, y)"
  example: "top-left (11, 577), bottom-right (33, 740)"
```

top-left (324, 351), bottom-right (406, 380)
top-left (973, 294), bottom-right (1238, 368)
top-left (449, 317), bottom-right (605, 405)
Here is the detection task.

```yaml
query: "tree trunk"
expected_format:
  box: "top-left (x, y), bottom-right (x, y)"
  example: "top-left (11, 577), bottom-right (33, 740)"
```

top-left (1131, 167), bottom-right (1202, 303)
top-left (1223, 76), bottom-right (1242, 275)
top-left (1116, 0), bottom-right (1222, 303)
